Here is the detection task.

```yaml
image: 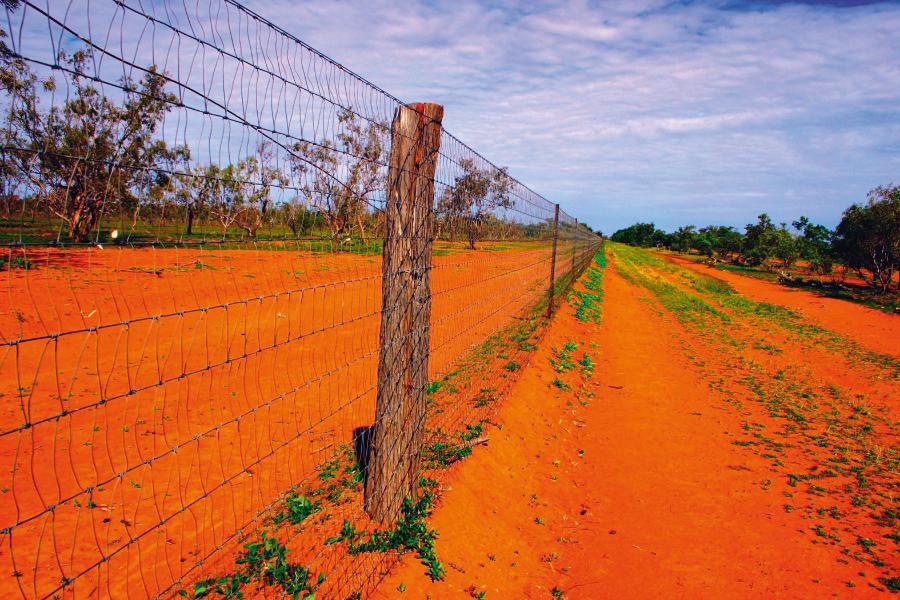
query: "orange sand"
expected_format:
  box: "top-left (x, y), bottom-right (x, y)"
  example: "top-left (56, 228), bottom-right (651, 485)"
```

top-left (0, 239), bottom-right (590, 598)
top-left (373, 249), bottom-right (898, 598)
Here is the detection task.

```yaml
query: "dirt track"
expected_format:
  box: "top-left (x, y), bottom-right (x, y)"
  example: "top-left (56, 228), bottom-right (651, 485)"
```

top-left (375, 244), bottom-right (898, 598)
top-left (666, 254), bottom-right (899, 358)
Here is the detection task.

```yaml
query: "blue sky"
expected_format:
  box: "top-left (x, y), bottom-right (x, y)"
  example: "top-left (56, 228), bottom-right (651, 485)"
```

top-left (246, 0), bottom-right (900, 233)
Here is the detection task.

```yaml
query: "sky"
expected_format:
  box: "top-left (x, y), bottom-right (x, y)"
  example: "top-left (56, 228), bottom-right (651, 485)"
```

top-left (241, 0), bottom-right (900, 233)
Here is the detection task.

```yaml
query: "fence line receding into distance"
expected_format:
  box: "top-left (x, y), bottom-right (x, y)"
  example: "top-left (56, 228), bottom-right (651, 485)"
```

top-left (0, 0), bottom-right (601, 597)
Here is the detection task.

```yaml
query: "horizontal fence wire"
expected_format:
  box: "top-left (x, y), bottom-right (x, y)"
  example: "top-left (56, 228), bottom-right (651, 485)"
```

top-left (0, 0), bottom-right (601, 598)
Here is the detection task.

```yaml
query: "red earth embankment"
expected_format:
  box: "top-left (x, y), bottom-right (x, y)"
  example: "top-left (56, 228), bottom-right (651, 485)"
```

top-left (666, 254), bottom-right (899, 357)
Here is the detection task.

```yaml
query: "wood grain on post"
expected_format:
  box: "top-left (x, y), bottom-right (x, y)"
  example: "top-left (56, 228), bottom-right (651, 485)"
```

top-left (364, 102), bottom-right (443, 523)
top-left (547, 203), bottom-right (560, 318)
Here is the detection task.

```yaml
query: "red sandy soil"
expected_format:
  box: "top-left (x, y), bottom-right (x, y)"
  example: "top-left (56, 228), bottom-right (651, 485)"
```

top-left (373, 249), bottom-right (898, 598)
top-left (0, 240), bottom-right (579, 598)
top-left (666, 254), bottom-right (899, 357)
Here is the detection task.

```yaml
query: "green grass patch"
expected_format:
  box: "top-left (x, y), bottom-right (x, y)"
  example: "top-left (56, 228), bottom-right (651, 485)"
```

top-left (570, 245), bottom-right (606, 323)
top-left (326, 478), bottom-right (445, 581)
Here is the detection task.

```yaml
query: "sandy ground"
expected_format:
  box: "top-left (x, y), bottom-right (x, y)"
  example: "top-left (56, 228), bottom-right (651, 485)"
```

top-left (0, 240), bottom-right (591, 599)
top-left (373, 245), bottom-right (898, 599)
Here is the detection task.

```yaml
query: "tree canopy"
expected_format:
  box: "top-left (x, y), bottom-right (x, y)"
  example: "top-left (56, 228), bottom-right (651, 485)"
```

top-left (833, 185), bottom-right (899, 291)
top-left (1, 48), bottom-right (180, 242)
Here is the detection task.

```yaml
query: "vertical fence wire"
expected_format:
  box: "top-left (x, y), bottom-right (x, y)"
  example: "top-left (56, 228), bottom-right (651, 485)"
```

top-left (0, 0), bottom-right (601, 597)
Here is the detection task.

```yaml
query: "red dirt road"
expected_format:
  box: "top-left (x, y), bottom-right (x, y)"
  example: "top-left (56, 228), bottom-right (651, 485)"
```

top-left (374, 249), bottom-right (897, 598)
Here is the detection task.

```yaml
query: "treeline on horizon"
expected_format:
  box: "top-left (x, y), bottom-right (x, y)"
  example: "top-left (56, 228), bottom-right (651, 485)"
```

top-left (609, 185), bottom-right (900, 292)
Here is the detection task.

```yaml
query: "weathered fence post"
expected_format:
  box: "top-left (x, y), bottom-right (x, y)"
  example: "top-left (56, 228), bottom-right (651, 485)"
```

top-left (547, 203), bottom-right (560, 318)
top-left (364, 102), bottom-right (444, 523)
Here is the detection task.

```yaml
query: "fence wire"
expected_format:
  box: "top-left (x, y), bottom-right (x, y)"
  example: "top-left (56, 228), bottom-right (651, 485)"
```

top-left (0, 0), bottom-right (600, 597)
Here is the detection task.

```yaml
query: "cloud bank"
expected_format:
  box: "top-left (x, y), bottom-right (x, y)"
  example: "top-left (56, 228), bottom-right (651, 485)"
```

top-left (246, 0), bottom-right (900, 232)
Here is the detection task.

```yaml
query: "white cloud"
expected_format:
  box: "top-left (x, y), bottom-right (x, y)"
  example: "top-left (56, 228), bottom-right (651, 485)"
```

top-left (255, 0), bottom-right (900, 231)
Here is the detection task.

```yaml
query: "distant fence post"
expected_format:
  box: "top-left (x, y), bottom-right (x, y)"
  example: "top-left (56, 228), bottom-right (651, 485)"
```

top-left (572, 218), bottom-right (578, 273)
top-left (547, 203), bottom-right (560, 318)
top-left (364, 102), bottom-right (444, 523)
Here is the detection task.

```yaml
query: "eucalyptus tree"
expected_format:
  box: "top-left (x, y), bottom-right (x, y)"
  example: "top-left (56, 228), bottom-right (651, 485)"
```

top-left (0, 45), bottom-right (180, 242)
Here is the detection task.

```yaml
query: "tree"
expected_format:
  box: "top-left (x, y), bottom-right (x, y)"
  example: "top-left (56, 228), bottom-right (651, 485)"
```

top-left (742, 214), bottom-right (800, 269)
top-left (694, 227), bottom-right (720, 258)
top-left (233, 142), bottom-right (288, 237)
top-left (833, 185), bottom-right (900, 291)
top-left (125, 144), bottom-right (189, 235)
top-left (0, 47), bottom-right (179, 242)
top-left (792, 216), bottom-right (834, 274)
top-left (771, 225), bottom-right (800, 269)
top-left (610, 223), bottom-right (660, 247)
top-left (671, 225), bottom-right (697, 252)
top-left (281, 196), bottom-right (322, 236)
top-left (199, 144), bottom-right (289, 239)
top-left (175, 162), bottom-right (225, 237)
top-left (208, 162), bottom-right (252, 238)
top-left (700, 226), bottom-right (743, 261)
top-left (741, 214), bottom-right (777, 266)
top-left (653, 229), bottom-right (673, 248)
top-left (437, 159), bottom-right (514, 249)
top-left (290, 109), bottom-right (385, 243)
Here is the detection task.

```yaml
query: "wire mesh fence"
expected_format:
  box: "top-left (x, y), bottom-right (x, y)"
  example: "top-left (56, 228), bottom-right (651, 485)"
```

top-left (0, 0), bottom-right (600, 597)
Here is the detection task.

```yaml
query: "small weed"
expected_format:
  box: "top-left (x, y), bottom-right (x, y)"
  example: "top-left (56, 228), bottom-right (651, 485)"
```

top-left (571, 249), bottom-right (606, 323)
top-left (180, 530), bottom-right (322, 598)
top-left (272, 494), bottom-right (320, 526)
top-left (460, 422), bottom-right (484, 443)
top-left (1, 256), bottom-right (33, 270)
top-left (326, 480), bottom-right (445, 581)
top-left (577, 353), bottom-right (594, 375)
top-left (422, 422), bottom-right (484, 469)
top-left (465, 586), bottom-right (486, 599)
top-left (550, 343), bottom-right (578, 373)
top-left (856, 536), bottom-right (875, 551)
top-left (474, 388), bottom-right (497, 408)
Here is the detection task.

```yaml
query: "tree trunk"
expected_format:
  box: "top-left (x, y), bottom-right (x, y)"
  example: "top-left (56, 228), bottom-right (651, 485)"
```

top-left (186, 205), bottom-right (194, 235)
top-left (69, 200), bottom-right (97, 243)
top-left (356, 210), bottom-right (368, 245)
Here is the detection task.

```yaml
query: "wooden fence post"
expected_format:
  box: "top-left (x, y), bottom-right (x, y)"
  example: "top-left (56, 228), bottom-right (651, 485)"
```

top-left (572, 218), bottom-right (578, 273)
top-left (364, 102), bottom-right (443, 523)
top-left (547, 203), bottom-right (560, 318)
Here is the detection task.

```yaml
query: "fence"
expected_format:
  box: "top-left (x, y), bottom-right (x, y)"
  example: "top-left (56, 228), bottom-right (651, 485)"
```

top-left (0, 0), bottom-right (600, 597)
